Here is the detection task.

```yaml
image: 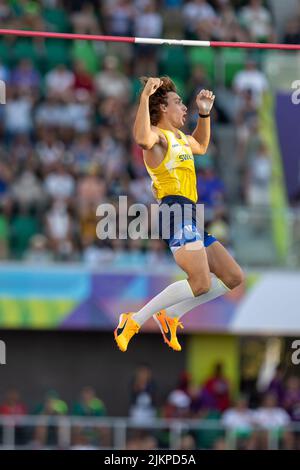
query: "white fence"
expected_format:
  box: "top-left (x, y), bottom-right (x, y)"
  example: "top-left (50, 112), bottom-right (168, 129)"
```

top-left (0, 415), bottom-right (299, 450)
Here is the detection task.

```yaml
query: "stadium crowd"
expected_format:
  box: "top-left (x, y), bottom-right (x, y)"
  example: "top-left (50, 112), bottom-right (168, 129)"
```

top-left (1, 363), bottom-right (300, 449)
top-left (0, 0), bottom-right (298, 264)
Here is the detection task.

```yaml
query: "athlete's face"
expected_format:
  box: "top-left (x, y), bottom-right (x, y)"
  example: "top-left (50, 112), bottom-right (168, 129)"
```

top-left (162, 92), bottom-right (187, 128)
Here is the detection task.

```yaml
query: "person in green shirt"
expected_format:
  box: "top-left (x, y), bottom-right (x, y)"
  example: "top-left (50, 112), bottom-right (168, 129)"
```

top-left (72, 386), bottom-right (106, 417)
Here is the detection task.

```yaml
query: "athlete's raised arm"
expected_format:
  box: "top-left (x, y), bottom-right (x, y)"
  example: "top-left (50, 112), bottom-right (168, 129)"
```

top-left (133, 77), bottom-right (162, 150)
top-left (187, 89), bottom-right (215, 155)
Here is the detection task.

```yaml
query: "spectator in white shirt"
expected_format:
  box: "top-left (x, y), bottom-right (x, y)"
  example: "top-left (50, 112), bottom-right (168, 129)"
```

top-left (134, 1), bottom-right (163, 75)
top-left (183, 0), bottom-right (217, 37)
top-left (4, 90), bottom-right (33, 136)
top-left (45, 64), bottom-right (74, 98)
top-left (254, 393), bottom-right (294, 450)
top-left (94, 56), bottom-right (131, 103)
top-left (222, 396), bottom-right (256, 449)
top-left (246, 142), bottom-right (272, 207)
top-left (239, 0), bottom-right (274, 43)
top-left (36, 130), bottom-right (65, 167)
top-left (134, 1), bottom-right (163, 38)
top-left (233, 59), bottom-right (268, 107)
top-left (45, 200), bottom-right (74, 260)
top-left (44, 163), bottom-right (75, 201)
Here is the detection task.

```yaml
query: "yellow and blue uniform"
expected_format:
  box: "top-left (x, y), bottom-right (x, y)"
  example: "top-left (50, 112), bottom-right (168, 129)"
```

top-left (144, 128), bottom-right (217, 252)
top-left (144, 128), bottom-right (198, 203)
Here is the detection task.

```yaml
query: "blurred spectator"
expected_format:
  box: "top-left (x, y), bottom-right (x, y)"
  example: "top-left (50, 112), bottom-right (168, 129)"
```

top-left (10, 133), bottom-right (34, 162)
top-left (35, 96), bottom-right (67, 129)
top-left (45, 200), bottom-right (75, 259)
top-left (34, 390), bottom-right (68, 416)
top-left (33, 390), bottom-right (68, 448)
top-left (233, 59), bottom-right (268, 107)
top-left (197, 166), bottom-right (225, 211)
top-left (0, 389), bottom-right (28, 445)
top-left (104, 0), bottom-right (136, 37)
top-left (216, 1), bottom-right (246, 42)
top-left (186, 65), bottom-right (211, 104)
top-left (73, 386), bottom-right (106, 417)
top-left (11, 169), bottom-right (46, 207)
top-left (178, 433), bottom-right (197, 450)
top-left (45, 64), bottom-right (74, 97)
top-left (129, 364), bottom-right (157, 424)
top-left (206, 209), bottom-right (230, 247)
top-left (246, 142), bottom-right (272, 207)
top-left (0, 0), bottom-right (12, 23)
top-left (36, 129), bottom-right (65, 166)
top-left (24, 234), bottom-right (54, 263)
top-left (222, 395), bottom-right (256, 449)
top-left (71, 2), bottom-right (100, 34)
top-left (239, 0), bottom-right (274, 43)
top-left (73, 60), bottom-right (94, 94)
top-left (164, 389), bottom-right (191, 419)
top-left (126, 432), bottom-right (158, 450)
top-left (183, 0), bottom-right (217, 39)
top-left (235, 88), bottom-right (258, 163)
top-left (94, 55), bottom-right (131, 102)
top-left (257, 393), bottom-right (290, 429)
top-left (265, 365), bottom-right (285, 406)
top-left (163, 371), bottom-right (192, 418)
top-left (134, 1), bottom-right (162, 75)
top-left (10, 59), bottom-right (40, 93)
top-left (202, 362), bottom-right (231, 412)
top-left (4, 89), bottom-right (33, 136)
top-left (283, 18), bottom-right (300, 44)
top-left (282, 376), bottom-right (300, 422)
top-left (0, 388), bottom-right (27, 416)
top-left (10, 205), bottom-right (40, 259)
top-left (67, 90), bottom-right (92, 133)
top-left (254, 392), bottom-right (293, 449)
top-left (44, 163), bottom-right (76, 201)
top-left (76, 170), bottom-right (106, 209)
top-left (134, 1), bottom-right (162, 39)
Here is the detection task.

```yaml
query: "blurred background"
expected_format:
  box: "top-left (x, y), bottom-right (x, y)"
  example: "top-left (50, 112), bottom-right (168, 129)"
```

top-left (0, 0), bottom-right (300, 450)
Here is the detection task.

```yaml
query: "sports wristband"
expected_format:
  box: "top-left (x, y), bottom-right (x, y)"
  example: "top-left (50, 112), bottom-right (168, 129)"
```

top-left (198, 113), bottom-right (210, 118)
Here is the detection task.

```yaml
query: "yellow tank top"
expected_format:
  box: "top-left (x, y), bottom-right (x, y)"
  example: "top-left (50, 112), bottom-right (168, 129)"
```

top-left (144, 128), bottom-right (198, 203)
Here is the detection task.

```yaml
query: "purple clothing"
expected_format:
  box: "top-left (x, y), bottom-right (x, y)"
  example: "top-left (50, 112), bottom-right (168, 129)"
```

top-left (197, 174), bottom-right (225, 207)
top-left (267, 378), bottom-right (285, 406)
top-left (10, 69), bottom-right (40, 89)
top-left (283, 390), bottom-right (300, 421)
top-left (191, 387), bottom-right (218, 413)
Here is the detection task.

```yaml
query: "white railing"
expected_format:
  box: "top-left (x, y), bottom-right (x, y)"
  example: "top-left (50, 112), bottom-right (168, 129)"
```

top-left (0, 415), bottom-right (299, 450)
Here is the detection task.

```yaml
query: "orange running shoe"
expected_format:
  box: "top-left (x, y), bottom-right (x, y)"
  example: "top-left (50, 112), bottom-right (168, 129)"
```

top-left (114, 313), bottom-right (140, 352)
top-left (153, 310), bottom-right (183, 351)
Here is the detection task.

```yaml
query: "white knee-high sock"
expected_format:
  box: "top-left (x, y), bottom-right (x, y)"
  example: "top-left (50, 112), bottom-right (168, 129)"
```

top-left (133, 279), bottom-right (195, 326)
top-left (164, 274), bottom-right (230, 319)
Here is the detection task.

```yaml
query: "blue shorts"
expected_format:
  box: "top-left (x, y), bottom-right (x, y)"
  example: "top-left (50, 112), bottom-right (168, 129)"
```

top-left (158, 195), bottom-right (217, 254)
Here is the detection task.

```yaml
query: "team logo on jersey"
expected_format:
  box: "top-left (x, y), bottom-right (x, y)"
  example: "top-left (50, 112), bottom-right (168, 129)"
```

top-left (178, 154), bottom-right (193, 162)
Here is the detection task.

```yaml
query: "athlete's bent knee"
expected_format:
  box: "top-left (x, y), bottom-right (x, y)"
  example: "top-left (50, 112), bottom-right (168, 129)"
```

top-left (189, 276), bottom-right (211, 296)
top-left (225, 267), bottom-right (245, 290)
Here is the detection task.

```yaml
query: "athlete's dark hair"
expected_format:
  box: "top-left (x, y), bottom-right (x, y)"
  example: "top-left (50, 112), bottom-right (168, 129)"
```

top-left (139, 76), bottom-right (177, 126)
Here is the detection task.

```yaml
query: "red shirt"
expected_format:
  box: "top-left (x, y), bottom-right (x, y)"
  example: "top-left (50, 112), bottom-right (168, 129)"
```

top-left (0, 403), bottom-right (27, 415)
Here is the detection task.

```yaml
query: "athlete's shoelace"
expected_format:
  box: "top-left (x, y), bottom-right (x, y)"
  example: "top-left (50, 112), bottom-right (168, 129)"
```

top-left (169, 318), bottom-right (184, 330)
top-left (127, 323), bottom-right (140, 336)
